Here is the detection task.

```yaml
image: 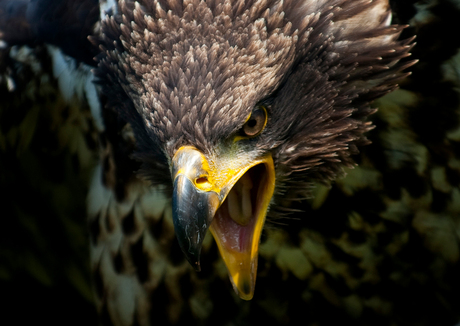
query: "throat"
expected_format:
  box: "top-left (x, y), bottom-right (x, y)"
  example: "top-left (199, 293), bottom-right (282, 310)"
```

top-left (226, 172), bottom-right (253, 226)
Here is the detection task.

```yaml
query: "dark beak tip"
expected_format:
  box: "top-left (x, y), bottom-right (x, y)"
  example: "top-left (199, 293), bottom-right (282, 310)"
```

top-left (172, 175), bottom-right (217, 273)
top-left (184, 255), bottom-right (201, 272)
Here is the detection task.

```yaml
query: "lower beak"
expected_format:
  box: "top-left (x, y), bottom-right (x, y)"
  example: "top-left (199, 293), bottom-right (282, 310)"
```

top-left (209, 160), bottom-right (274, 300)
top-left (171, 147), bottom-right (275, 300)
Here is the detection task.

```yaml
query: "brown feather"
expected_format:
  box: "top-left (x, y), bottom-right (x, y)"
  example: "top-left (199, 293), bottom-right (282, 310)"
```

top-left (94, 0), bottom-right (414, 212)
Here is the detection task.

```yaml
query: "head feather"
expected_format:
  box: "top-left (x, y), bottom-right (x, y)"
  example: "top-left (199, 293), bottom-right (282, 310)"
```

top-left (94, 0), bottom-right (415, 199)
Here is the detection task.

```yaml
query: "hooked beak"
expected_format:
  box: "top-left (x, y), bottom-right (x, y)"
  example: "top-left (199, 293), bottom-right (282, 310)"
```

top-left (171, 146), bottom-right (275, 300)
top-left (172, 174), bottom-right (219, 271)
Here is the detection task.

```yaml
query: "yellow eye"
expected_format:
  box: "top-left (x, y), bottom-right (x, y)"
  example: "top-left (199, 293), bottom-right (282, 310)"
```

top-left (242, 106), bottom-right (267, 137)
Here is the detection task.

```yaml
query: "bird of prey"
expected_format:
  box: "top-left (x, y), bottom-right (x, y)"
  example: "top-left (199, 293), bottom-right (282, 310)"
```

top-left (1, 0), bottom-right (459, 326)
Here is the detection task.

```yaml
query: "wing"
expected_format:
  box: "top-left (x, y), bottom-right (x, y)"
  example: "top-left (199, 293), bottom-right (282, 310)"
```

top-left (0, 5), bottom-right (99, 326)
top-left (0, 0), bottom-right (100, 324)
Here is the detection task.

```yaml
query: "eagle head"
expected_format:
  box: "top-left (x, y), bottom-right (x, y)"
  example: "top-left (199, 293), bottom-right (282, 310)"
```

top-left (94, 0), bottom-right (415, 300)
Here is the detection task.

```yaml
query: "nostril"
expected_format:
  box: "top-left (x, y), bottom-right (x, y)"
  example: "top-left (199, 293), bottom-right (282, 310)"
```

top-left (196, 177), bottom-right (209, 185)
top-left (195, 176), bottom-right (213, 191)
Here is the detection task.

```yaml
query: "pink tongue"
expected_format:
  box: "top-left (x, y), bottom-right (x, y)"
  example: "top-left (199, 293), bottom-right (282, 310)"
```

top-left (211, 199), bottom-right (255, 252)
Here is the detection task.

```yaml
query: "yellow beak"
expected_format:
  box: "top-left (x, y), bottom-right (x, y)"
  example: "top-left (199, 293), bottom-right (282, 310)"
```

top-left (171, 146), bottom-right (275, 300)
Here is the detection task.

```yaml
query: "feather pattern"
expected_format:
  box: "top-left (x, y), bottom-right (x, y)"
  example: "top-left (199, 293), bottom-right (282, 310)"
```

top-left (1, 1), bottom-right (441, 326)
top-left (94, 0), bottom-right (414, 206)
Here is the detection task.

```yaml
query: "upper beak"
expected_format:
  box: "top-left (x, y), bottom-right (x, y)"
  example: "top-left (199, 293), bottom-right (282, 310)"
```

top-left (172, 174), bottom-right (219, 271)
top-left (171, 146), bottom-right (275, 300)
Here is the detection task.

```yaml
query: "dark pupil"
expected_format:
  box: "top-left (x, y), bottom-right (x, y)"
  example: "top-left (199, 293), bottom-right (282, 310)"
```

top-left (247, 118), bottom-right (258, 128)
top-left (243, 108), bottom-right (265, 136)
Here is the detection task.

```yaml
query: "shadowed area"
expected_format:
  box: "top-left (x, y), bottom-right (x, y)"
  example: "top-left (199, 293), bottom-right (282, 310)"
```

top-left (0, 1), bottom-right (459, 326)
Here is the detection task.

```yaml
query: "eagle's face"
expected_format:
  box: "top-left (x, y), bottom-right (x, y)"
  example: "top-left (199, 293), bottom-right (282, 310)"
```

top-left (95, 0), bottom-right (415, 300)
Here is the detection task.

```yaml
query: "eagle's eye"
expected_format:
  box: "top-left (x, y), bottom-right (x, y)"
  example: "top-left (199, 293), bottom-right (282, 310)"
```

top-left (242, 106), bottom-right (267, 137)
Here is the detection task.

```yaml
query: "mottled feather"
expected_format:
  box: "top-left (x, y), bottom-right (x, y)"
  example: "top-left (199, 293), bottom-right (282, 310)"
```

top-left (2, 1), bottom-right (458, 326)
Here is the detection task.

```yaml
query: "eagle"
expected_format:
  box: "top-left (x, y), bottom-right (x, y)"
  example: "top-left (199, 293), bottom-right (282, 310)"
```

top-left (2, 0), bottom-right (459, 326)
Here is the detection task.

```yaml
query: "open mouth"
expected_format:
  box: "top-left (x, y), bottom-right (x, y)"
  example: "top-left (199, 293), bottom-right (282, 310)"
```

top-left (211, 164), bottom-right (267, 251)
top-left (170, 146), bottom-right (275, 300)
top-left (209, 163), bottom-right (274, 299)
